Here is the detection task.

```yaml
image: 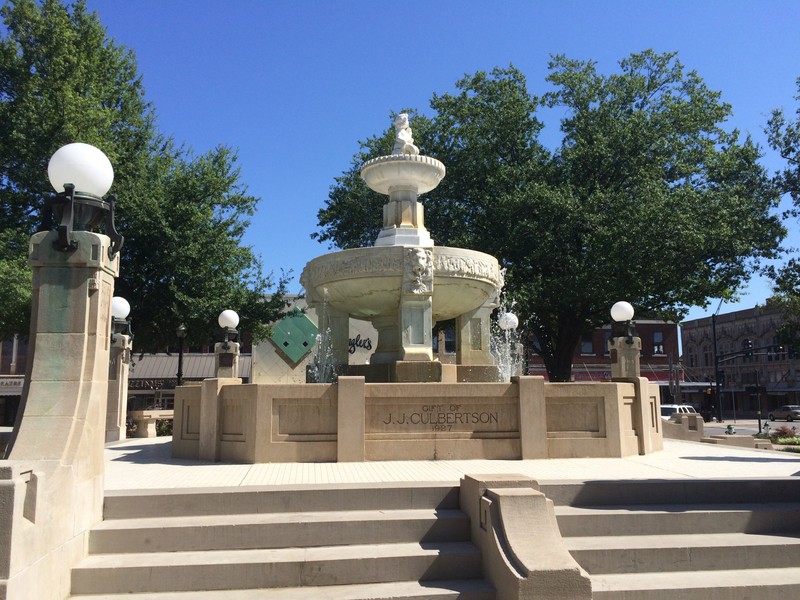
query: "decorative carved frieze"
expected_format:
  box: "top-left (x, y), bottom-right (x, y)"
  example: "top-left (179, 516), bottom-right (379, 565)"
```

top-left (301, 250), bottom-right (404, 288)
top-left (433, 250), bottom-right (501, 287)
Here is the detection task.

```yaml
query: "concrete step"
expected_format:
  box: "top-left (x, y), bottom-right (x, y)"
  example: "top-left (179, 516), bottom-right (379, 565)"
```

top-left (90, 508), bottom-right (471, 553)
top-left (68, 579), bottom-right (496, 599)
top-left (555, 503), bottom-right (800, 536)
top-left (567, 532), bottom-right (800, 573)
top-left (70, 542), bottom-right (484, 595)
top-left (540, 479), bottom-right (800, 507)
top-left (591, 566), bottom-right (800, 599)
top-left (103, 483), bottom-right (460, 519)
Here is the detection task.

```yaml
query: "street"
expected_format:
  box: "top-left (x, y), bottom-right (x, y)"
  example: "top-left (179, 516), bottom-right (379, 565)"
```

top-left (703, 418), bottom-right (798, 437)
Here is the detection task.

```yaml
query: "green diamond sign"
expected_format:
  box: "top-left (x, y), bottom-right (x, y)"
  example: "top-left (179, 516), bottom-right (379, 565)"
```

top-left (269, 308), bottom-right (318, 364)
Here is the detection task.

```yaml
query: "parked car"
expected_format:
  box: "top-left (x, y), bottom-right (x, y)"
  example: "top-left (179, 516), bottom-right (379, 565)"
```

top-left (660, 404), bottom-right (698, 421)
top-left (768, 405), bottom-right (800, 422)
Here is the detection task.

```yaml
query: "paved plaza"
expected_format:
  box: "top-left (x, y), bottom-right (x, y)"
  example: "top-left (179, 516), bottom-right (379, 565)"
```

top-left (104, 434), bottom-right (800, 491)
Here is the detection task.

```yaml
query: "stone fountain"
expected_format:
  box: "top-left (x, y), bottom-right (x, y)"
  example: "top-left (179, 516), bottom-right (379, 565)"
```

top-left (174, 114), bottom-right (663, 464)
top-left (300, 114), bottom-right (503, 382)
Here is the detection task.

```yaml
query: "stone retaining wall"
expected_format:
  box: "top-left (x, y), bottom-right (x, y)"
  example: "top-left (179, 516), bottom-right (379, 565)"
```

top-left (172, 376), bottom-right (663, 462)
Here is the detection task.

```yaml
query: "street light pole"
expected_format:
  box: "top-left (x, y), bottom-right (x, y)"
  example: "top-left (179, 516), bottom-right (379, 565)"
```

top-left (756, 369), bottom-right (763, 434)
top-left (711, 299), bottom-right (724, 423)
top-left (176, 324), bottom-right (187, 387)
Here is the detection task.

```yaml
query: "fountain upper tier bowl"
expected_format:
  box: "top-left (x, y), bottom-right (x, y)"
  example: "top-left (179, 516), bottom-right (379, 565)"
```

top-left (300, 245), bottom-right (501, 322)
top-left (360, 154), bottom-right (445, 195)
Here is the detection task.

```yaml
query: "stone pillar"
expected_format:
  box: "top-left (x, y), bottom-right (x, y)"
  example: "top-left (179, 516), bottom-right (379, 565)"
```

top-left (608, 335), bottom-right (642, 378)
top-left (456, 303), bottom-right (493, 365)
top-left (337, 376), bottom-right (365, 461)
top-left (371, 315), bottom-right (401, 364)
top-left (2, 230), bottom-right (119, 600)
top-left (374, 187), bottom-right (434, 247)
top-left (215, 341), bottom-right (240, 378)
top-left (517, 376), bottom-right (547, 459)
top-left (9, 333), bottom-right (19, 375)
top-left (106, 332), bottom-right (132, 443)
top-left (398, 247), bottom-right (434, 362)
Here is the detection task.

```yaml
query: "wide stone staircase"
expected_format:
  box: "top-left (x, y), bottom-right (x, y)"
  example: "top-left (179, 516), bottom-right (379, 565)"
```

top-left (544, 479), bottom-right (800, 599)
top-left (68, 482), bottom-right (496, 599)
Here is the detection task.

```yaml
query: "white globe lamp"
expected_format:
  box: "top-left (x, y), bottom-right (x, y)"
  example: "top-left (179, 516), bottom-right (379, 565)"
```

top-left (110, 296), bottom-right (131, 341)
top-left (218, 310), bottom-right (240, 329)
top-left (498, 311), bottom-right (519, 331)
top-left (111, 296), bottom-right (130, 320)
top-left (48, 143), bottom-right (114, 197)
top-left (610, 301), bottom-right (634, 323)
top-left (218, 310), bottom-right (240, 350)
top-left (45, 143), bottom-right (123, 256)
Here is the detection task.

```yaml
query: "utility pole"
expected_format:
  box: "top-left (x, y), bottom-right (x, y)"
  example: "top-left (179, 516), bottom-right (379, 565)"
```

top-left (712, 299), bottom-right (724, 423)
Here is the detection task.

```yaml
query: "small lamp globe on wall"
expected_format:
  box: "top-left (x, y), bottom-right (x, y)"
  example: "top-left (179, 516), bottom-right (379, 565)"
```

top-left (218, 310), bottom-right (240, 350)
top-left (110, 296), bottom-right (132, 342)
top-left (45, 142), bottom-right (124, 256)
top-left (610, 301), bottom-right (636, 344)
top-left (498, 311), bottom-right (519, 334)
top-left (216, 310), bottom-right (240, 378)
top-left (609, 301), bottom-right (641, 379)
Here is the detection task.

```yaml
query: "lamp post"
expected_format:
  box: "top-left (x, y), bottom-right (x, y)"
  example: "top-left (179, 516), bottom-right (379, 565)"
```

top-left (45, 142), bottom-right (123, 257)
top-left (610, 301), bottom-right (635, 340)
top-left (609, 301), bottom-right (641, 379)
top-left (216, 310), bottom-right (240, 378)
top-left (176, 323), bottom-right (187, 387)
top-left (3, 143), bottom-right (122, 593)
top-left (110, 296), bottom-right (132, 341)
top-left (108, 296), bottom-right (132, 442)
top-left (711, 299), bottom-right (724, 423)
top-left (218, 310), bottom-right (240, 349)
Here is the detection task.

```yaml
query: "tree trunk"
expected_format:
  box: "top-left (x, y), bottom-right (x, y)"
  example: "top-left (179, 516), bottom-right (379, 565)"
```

top-left (538, 326), bottom-right (582, 382)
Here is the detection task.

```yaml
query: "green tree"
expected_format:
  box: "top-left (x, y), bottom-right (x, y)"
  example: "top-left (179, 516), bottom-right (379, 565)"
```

top-left (0, 0), bottom-right (153, 339)
top-left (317, 53), bottom-right (785, 381)
top-left (766, 77), bottom-right (800, 349)
top-left (114, 143), bottom-right (288, 351)
top-left (767, 77), bottom-right (800, 204)
top-left (0, 0), bottom-right (287, 348)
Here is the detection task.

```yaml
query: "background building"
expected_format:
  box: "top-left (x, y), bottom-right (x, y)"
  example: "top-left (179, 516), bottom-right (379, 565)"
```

top-left (525, 319), bottom-right (682, 400)
top-left (681, 306), bottom-right (799, 420)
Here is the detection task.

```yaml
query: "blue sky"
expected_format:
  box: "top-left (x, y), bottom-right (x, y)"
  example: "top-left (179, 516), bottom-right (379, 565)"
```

top-left (83, 0), bottom-right (800, 323)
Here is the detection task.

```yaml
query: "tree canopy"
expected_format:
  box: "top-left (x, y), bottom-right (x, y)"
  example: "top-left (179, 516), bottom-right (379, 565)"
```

top-left (766, 77), bottom-right (800, 349)
top-left (317, 52), bottom-right (785, 381)
top-left (0, 0), bottom-right (286, 349)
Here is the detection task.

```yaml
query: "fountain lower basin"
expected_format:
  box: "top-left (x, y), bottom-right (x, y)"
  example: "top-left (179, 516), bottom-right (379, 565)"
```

top-left (301, 245), bottom-right (500, 322)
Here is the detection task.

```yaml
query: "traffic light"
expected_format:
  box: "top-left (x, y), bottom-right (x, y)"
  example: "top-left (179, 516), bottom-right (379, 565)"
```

top-left (744, 339), bottom-right (754, 357)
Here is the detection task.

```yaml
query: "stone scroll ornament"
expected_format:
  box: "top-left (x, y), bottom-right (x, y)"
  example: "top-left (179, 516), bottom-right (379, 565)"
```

top-left (392, 113), bottom-right (420, 156)
top-left (405, 248), bottom-right (433, 295)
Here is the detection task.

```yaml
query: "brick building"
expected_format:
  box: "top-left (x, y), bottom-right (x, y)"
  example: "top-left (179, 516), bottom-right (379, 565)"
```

top-left (525, 319), bottom-right (681, 395)
top-left (681, 306), bottom-right (799, 420)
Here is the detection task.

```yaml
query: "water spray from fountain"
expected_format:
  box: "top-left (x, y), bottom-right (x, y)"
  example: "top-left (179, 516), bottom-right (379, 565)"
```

top-left (490, 298), bottom-right (521, 381)
top-left (309, 289), bottom-right (338, 383)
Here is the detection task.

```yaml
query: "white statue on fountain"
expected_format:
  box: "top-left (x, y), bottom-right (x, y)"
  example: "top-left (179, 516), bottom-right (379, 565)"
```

top-left (392, 113), bottom-right (419, 156)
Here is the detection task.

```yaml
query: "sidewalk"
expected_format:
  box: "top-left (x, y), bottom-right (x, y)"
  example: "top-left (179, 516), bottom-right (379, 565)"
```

top-left (104, 436), bottom-right (800, 491)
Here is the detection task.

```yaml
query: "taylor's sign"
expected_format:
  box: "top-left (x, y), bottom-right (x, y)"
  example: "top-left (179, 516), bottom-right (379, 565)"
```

top-left (348, 335), bottom-right (373, 354)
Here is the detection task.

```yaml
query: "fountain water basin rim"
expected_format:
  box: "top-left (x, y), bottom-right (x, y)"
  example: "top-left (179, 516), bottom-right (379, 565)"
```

top-left (300, 245), bottom-right (501, 321)
top-left (360, 153), bottom-right (446, 195)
